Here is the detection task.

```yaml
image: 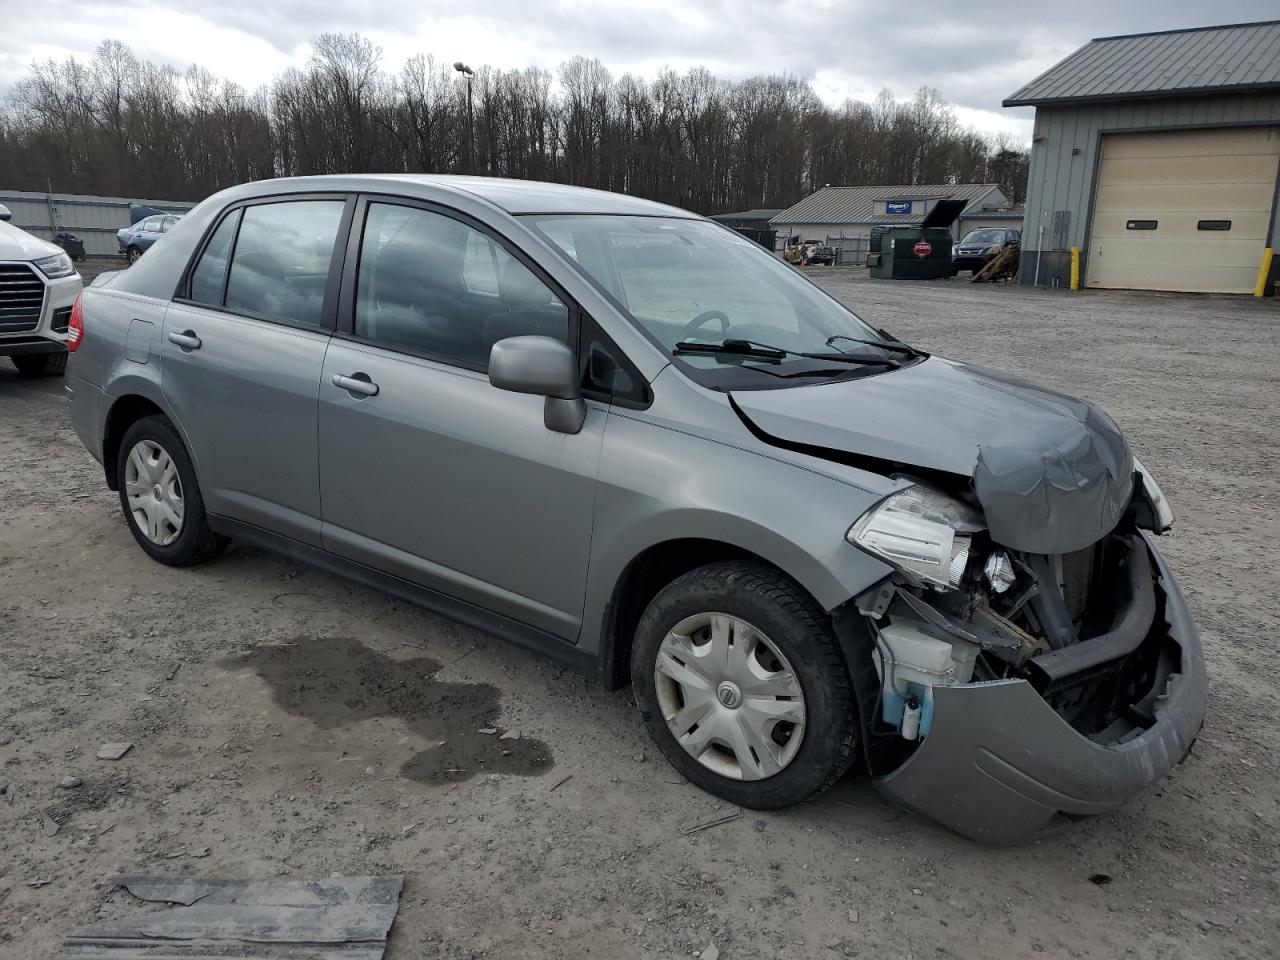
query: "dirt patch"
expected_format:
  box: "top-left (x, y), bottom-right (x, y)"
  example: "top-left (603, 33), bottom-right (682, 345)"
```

top-left (222, 636), bottom-right (553, 783)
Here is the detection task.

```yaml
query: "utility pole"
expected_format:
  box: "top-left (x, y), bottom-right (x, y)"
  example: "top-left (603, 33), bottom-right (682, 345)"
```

top-left (453, 62), bottom-right (475, 174)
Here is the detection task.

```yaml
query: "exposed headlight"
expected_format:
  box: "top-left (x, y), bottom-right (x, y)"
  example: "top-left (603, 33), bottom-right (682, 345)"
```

top-left (848, 484), bottom-right (985, 591)
top-left (33, 252), bottom-right (76, 279)
top-left (1133, 456), bottom-right (1174, 532)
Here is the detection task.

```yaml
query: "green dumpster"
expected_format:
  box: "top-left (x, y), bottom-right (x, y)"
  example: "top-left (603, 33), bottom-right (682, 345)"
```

top-left (866, 198), bottom-right (968, 280)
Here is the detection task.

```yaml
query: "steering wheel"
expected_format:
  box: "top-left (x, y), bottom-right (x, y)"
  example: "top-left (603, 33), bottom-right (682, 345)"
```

top-left (681, 310), bottom-right (731, 338)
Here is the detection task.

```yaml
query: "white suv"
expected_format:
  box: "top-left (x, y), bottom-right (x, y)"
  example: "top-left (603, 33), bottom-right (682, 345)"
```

top-left (0, 203), bottom-right (83, 377)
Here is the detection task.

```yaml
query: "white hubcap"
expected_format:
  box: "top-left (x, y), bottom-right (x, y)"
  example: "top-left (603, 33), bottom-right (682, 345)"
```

top-left (654, 612), bottom-right (806, 781)
top-left (125, 439), bottom-right (184, 546)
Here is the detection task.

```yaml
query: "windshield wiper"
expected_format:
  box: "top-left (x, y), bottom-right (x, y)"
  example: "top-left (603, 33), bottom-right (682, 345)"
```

top-left (674, 339), bottom-right (788, 361)
top-left (825, 334), bottom-right (924, 358)
top-left (675, 338), bottom-right (899, 368)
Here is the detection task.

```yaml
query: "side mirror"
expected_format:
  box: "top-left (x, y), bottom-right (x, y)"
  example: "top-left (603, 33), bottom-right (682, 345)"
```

top-left (0, 204), bottom-right (11, 222)
top-left (488, 336), bottom-right (586, 435)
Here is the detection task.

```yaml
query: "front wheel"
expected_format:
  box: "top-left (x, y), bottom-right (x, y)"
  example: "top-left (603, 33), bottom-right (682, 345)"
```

top-left (12, 351), bottom-right (67, 377)
top-left (116, 415), bottom-right (226, 566)
top-left (631, 561), bottom-right (858, 809)
top-left (126, 246), bottom-right (142, 264)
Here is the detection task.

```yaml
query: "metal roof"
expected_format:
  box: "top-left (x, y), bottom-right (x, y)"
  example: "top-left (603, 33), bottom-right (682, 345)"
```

top-left (770, 183), bottom-right (1002, 226)
top-left (1005, 20), bottom-right (1280, 107)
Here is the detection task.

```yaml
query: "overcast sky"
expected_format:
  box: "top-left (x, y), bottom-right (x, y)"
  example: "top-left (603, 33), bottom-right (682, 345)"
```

top-left (2, 1), bottom-right (1277, 141)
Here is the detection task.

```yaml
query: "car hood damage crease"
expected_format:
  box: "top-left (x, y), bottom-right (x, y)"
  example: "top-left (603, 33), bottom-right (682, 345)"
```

top-left (730, 356), bottom-right (1134, 554)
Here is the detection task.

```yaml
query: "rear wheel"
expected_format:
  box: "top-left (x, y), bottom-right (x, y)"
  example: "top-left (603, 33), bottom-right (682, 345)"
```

top-left (631, 560), bottom-right (858, 808)
top-left (12, 351), bottom-right (67, 378)
top-left (116, 415), bottom-right (226, 566)
top-left (126, 245), bottom-right (141, 264)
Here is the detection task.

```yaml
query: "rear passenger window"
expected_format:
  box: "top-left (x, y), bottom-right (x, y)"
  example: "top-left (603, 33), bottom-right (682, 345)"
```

top-left (225, 200), bottom-right (344, 328)
top-left (355, 202), bottom-right (568, 369)
top-left (189, 211), bottom-right (240, 306)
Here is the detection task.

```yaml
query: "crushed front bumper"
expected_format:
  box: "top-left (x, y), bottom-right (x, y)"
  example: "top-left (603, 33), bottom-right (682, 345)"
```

top-left (872, 531), bottom-right (1207, 845)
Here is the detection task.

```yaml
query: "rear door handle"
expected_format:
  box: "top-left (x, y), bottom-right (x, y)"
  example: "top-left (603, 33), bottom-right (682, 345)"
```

top-left (332, 373), bottom-right (379, 397)
top-left (167, 330), bottom-right (201, 351)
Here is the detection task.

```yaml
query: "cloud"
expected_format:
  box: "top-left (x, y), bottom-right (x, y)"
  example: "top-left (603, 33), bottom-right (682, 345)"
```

top-left (2, 0), bottom-right (1275, 144)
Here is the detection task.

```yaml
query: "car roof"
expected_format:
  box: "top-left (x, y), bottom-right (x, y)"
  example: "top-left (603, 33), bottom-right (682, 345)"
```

top-left (226, 174), bottom-right (701, 218)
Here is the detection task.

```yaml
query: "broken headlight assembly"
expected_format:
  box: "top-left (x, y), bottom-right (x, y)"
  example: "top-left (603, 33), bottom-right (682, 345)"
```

top-left (847, 484), bottom-right (985, 591)
top-left (1133, 455), bottom-right (1174, 532)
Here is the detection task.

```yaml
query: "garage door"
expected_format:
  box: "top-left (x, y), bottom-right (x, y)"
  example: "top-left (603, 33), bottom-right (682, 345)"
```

top-left (1087, 127), bottom-right (1280, 293)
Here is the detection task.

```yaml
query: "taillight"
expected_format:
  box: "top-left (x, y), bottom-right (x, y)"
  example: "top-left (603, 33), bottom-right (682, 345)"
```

top-left (67, 294), bottom-right (84, 352)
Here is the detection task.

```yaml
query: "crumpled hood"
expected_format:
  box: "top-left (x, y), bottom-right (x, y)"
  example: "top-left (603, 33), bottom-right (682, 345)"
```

top-left (0, 219), bottom-right (62, 261)
top-left (731, 357), bottom-right (1133, 554)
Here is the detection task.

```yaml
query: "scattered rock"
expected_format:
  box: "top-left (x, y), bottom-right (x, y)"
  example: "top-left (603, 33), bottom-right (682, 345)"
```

top-left (58, 776), bottom-right (83, 789)
top-left (478, 728), bottom-right (498, 736)
top-left (699, 945), bottom-right (719, 960)
top-left (499, 729), bottom-right (521, 740)
top-left (42, 816), bottom-right (60, 837)
top-left (190, 847), bottom-right (210, 858)
top-left (754, 820), bottom-right (767, 833)
top-left (911, 888), bottom-right (922, 896)
top-left (848, 908), bottom-right (859, 923)
top-left (96, 742), bottom-right (133, 761)
top-left (633, 752), bottom-right (645, 763)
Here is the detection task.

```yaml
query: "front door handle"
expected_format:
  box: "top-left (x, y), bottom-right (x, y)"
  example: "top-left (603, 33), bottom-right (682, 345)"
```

top-left (332, 372), bottom-right (379, 397)
top-left (167, 330), bottom-right (201, 351)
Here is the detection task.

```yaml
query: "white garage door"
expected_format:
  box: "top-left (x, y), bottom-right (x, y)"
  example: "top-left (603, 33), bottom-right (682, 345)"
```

top-left (1088, 127), bottom-right (1280, 294)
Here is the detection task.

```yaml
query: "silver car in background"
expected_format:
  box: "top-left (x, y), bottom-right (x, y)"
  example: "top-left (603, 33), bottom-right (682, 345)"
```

top-left (65, 175), bottom-right (1205, 844)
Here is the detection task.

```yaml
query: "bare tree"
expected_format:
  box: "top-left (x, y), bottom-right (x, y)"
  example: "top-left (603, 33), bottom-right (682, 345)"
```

top-left (0, 37), bottom-right (1030, 209)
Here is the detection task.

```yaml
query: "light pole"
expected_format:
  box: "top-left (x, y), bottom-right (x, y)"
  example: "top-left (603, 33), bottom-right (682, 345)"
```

top-left (453, 61), bottom-right (475, 174)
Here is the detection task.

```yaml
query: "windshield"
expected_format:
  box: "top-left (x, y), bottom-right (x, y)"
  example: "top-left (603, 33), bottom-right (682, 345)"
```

top-left (961, 229), bottom-right (1007, 245)
top-left (525, 214), bottom-right (904, 389)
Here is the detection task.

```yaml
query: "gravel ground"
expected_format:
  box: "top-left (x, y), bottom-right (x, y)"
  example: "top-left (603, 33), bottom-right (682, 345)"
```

top-left (1, 267), bottom-right (1277, 959)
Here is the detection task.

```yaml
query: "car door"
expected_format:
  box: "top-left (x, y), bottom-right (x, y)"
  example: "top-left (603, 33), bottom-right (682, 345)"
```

top-left (162, 194), bottom-right (353, 545)
top-left (317, 197), bottom-right (606, 641)
top-left (139, 216), bottom-right (164, 250)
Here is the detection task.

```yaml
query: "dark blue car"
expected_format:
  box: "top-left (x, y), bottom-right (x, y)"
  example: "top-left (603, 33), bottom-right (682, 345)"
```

top-left (117, 213), bottom-right (180, 264)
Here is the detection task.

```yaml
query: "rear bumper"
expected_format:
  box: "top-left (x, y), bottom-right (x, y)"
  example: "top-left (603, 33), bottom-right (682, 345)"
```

top-left (873, 531), bottom-right (1207, 845)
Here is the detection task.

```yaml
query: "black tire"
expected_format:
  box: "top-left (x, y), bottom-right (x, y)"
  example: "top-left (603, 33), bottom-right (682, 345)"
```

top-left (127, 246), bottom-right (141, 264)
top-left (116, 414), bottom-right (226, 567)
top-left (631, 560), bottom-right (858, 809)
top-left (12, 351), bottom-right (67, 378)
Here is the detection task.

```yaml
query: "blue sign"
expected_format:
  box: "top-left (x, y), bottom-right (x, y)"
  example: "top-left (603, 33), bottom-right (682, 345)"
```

top-left (886, 200), bottom-right (912, 215)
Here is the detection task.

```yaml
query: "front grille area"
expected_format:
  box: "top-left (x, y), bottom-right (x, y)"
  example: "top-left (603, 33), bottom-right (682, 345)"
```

top-left (0, 263), bottom-right (46, 333)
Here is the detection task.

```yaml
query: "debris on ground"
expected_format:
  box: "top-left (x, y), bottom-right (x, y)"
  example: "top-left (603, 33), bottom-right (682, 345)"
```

top-left (699, 944), bottom-right (720, 960)
top-left (971, 243), bottom-right (1020, 283)
top-left (499, 729), bottom-right (521, 740)
top-left (95, 742), bottom-right (133, 761)
top-left (478, 728), bottom-right (498, 735)
top-left (57, 776), bottom-right (82, 789)
top-left (42, 817), bottom-right (60, 837)
top-left (548, 774), bottom-right (573, 792)
top-left (679, 809), bottom-right (743, 835)
top-left (1089, 873), bottom-right (1113, 886)
top-left (59, 875), bottom-right (403, 960)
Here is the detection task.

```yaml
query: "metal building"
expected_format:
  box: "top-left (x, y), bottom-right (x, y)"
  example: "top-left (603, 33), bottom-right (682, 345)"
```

top-left (0, 189), bottom-right (196, 257)
top-left (770, 183), bottom-right (1011, 263)
top-left (1006, 20), bottom-right (1280, 294)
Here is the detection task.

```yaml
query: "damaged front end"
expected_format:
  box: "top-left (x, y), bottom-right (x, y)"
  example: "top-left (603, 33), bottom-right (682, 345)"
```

top-left (838, 471), bottom-right (1205, 845)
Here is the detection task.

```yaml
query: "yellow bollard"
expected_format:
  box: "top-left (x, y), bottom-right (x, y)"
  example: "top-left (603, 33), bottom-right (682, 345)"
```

top-left (1255, 248), bottom-right (1274, 298)
top-left (1070, 246), bottom-right (1080, 291)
